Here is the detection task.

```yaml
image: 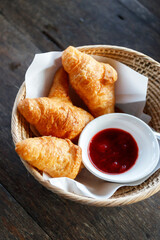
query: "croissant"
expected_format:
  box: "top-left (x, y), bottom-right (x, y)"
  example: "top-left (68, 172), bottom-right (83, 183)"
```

top-left (15, 136), bottom-right (82, 179)
top-left (18, 67), bottom-right (93, 140)
top-left (62, 46), bottom-right (118, 117)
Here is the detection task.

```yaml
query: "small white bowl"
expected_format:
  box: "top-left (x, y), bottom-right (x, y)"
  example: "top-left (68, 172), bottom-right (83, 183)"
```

top-left (78, 113), bottom-right (159, 183)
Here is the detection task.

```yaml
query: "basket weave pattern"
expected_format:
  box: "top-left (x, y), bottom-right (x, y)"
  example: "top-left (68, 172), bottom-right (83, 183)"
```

top-left (11, 45), bottom-right (160, 206)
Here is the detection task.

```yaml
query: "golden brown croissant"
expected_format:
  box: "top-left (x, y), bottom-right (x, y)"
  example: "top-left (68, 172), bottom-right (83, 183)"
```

top-left (15, 136), bottom-right (82, 179)
top-left (62, 46), bottom-right (118, 117)
top-left (48, 67), bottom-right (70, 100)
top-left (18, 67), bottom-right (93, 140)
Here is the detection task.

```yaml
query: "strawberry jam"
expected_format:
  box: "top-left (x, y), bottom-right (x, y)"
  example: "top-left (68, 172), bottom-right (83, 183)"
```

top-left (88, 128), bottom-right (138, 174)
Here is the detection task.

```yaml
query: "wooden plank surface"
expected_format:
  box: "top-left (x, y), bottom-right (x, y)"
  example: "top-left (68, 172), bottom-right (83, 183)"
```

top-left (0, 0), bottom-right (160, 239)
top-left (1, 0), bottom-right (160, 61)
top-left (0, 184), bottom-right (50, 240)
top-left (119, 0), bottom-right (160, 34)
top-left (139, 0), bottom-right (160, 18)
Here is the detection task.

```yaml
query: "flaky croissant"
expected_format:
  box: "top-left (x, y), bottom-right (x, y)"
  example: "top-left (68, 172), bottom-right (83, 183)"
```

top-left (15, 136), bottom-right (82, 179)
top-left (18, 67), bottom-right (93, 140)
top-left (62, 46), bottom-right (117, 117)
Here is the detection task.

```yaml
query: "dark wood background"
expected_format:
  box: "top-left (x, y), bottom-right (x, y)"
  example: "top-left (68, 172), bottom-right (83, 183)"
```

top-left (0, 0), bottom-right (160, 239)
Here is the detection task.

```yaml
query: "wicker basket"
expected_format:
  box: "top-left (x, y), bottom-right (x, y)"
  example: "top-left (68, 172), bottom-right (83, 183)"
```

top-left (11, 45), bottom-right (160, 207)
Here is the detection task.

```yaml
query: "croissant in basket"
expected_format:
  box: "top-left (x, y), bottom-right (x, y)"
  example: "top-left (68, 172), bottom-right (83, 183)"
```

top-left (15, 136), bottom-right (82, 179)
top-left (62, 46), bottom-right (117, 117)
top-left (18, 67), bottom-right (93, 140)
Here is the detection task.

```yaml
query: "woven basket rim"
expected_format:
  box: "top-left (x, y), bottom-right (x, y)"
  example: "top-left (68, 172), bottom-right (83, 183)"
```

top-left (11, 45), bottom-right (160, 207)
top-left (77, 45), bottom-right (160, 65)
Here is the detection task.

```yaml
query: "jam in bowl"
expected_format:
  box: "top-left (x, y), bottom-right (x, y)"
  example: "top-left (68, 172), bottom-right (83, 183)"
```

top-left (88, 128), bottom-right (139, 174)
top-left (78, 113), bottom-right (159, 183)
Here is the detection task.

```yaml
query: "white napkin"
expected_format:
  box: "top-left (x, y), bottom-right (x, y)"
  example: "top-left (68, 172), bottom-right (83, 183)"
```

top-left (25, 51), bottom-right (156, 199)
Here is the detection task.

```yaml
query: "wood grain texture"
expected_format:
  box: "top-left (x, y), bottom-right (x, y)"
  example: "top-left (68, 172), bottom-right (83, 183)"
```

top-left (139, 0), bottom-right (160, 19)
top-left (0, 184), bottom-right (50, 240)
top-left (0, 0), bottom-right (160, 61)
top-left (0, 0), bottom-right (160, 239)
top-left (119, 0), bottom-right (160, 34)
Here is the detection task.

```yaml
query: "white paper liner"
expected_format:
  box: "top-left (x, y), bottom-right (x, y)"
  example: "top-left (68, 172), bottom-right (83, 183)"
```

top-left (24, 51), bottom-right (158, 200)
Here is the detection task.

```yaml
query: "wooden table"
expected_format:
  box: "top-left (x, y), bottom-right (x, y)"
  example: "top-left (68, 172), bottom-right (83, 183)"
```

top-left (0, 0), bottom-right (160, 239)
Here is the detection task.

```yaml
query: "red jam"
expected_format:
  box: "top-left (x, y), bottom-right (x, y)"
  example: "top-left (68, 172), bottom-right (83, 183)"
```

top-left (88, 128), bottom-right (138, 174)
